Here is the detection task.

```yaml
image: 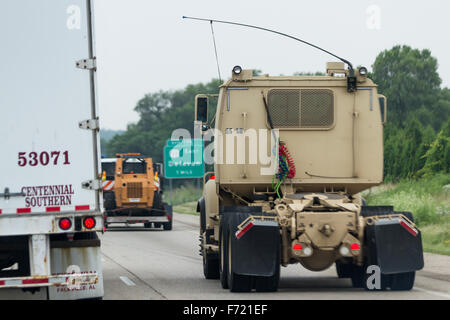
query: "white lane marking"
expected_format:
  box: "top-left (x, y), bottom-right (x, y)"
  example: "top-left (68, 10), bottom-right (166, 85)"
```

top-left (414, 287), bottom-right (450, 299)
top-left (120, 276), bottom-right (136, 286)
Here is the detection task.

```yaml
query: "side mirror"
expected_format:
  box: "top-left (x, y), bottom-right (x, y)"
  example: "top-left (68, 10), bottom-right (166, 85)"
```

top-left (378, 95), bottom-right (387, 124)
top-left (195, 94), bottom-right (208, 124)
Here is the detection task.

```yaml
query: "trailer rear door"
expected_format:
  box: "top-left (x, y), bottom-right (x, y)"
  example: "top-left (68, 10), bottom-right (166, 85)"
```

top-left (0, 0), bottom-right (100, 216)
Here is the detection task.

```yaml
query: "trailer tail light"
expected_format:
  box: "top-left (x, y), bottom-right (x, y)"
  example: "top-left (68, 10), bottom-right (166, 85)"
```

top-left (293, 243), bottom-right (302, 250)
top-left (83, 216), bottom-right (96, 229)
top-left (350, 243), bottom-right (360, 250)
top-left (59, 218), bottom-right (72, 230)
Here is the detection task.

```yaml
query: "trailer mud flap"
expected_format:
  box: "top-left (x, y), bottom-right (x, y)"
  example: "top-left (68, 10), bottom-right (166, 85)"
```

top-left (230, 216), bottom-right (280, 277)
top-left (367, 218), bottom-right (424, 274)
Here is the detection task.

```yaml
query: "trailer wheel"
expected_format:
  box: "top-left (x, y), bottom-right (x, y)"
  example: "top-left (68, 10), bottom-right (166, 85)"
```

top-left (227, 232), bottom-right (252, 292)
top-left (219, 218), bottom-right (229, 289)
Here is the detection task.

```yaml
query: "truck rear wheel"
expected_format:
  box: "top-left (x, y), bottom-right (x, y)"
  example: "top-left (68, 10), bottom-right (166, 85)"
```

top-left (350, 265), bottom-right (366, 288)
top-left (203, 251), bottom-right (220, 279)
top-left (163, 220), bottom-right (172, 231)
top-left (390, 272), bottom-right (415, 290)
top-left (336, 260), bottom-right (353, 278)
top-left (144, 222), bottom-right (152, 228)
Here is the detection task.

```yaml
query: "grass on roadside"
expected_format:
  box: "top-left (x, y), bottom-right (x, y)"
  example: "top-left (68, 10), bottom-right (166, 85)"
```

top-left (173, 201), bottom-right (199, 216)
top-left (164, 184), bottom-right (201, 215)
top-left (364, 173), bottom-right (450, 255)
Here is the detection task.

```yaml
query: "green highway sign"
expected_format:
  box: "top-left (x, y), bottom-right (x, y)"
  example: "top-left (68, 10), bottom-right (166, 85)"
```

top-left (164, 139), bottom-right (204, 179)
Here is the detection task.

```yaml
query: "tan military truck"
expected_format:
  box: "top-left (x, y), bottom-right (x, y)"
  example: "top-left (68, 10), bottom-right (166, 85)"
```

top-left (101, 153), bottom-right (172, 230)
top-left (195, 63), bottom-right (424, 292)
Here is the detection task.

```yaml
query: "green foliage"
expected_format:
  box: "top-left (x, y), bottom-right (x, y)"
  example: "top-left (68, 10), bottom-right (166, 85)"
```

top-left (371, 45), bottom-right (450, 180)
top-left (164, 184), bottom-right (202, 206)
top-left (173, 201), bottom-right (199, 216)
top-left (371, 45), bottom-right (443, 130)
top-left (364, 173), bottom-right (450, 226)
top-left (419, 119), bottom-right (450, 177)
top-left (420, 219), bottom-right (450, 256)
top-left (364, 174), bottom-right (450, 255)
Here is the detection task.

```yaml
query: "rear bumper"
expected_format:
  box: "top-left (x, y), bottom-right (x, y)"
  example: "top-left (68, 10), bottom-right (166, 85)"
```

top-left (105, 216), bottom-right (169, 224)
top-left (0, 273), bottom-right (98, 289)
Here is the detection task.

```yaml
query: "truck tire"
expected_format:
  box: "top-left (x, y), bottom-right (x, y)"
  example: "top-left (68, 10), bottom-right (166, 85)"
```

top-left (203, 252), bottom-right (220, 279)
top-left (390, 271), bottom-right (415, 290)
top-left (144, 222), bottom-right (152, 228)
top-left (336, 260), bottom-right (353, 278)
top-left (198, 198), bottom-right (206, 234)
top-left (219, 216), bottom-right (229, 289)
top-left (163, 219), bottom-right (172, 231)
top-left (227, 232), bottom-right (252, 292)
top-left (350, 265), bottom-right (366, 288)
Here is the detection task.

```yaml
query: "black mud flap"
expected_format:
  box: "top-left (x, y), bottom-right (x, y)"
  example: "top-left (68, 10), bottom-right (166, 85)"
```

top-left (229, 214), bottom-right (280, 277)
top-left (367, 218), bottom-right (424, 274)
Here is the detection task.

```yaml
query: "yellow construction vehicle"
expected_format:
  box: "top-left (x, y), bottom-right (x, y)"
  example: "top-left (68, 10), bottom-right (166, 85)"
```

top-left (101, 153), bottom-right (172, 230)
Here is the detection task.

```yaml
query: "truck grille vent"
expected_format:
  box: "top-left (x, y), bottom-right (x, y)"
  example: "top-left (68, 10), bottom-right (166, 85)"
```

top-left (267, 89), bottom-right (334, 128)
top-left (127, 182), bottom-right (143, 198)
top-left (267, 90), bottom-right (300, 127)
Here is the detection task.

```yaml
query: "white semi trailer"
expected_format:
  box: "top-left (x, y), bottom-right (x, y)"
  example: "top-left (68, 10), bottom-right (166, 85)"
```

top-left (0, 0), bottom-right (104, 299)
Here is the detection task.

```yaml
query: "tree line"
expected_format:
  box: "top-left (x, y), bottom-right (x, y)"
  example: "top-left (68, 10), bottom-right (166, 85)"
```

top-left (105, 45), bottom-right (450, 181)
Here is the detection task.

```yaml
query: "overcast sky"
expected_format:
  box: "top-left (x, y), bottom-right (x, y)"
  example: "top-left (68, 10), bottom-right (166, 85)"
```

top-left (93, 0), bottom-right (450, 130)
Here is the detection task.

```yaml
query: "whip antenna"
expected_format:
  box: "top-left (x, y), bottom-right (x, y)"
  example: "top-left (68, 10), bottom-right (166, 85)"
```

top-left (182, 16), bottom-right (354, 72)
top-left (209, 20), bottom-right (222, 82)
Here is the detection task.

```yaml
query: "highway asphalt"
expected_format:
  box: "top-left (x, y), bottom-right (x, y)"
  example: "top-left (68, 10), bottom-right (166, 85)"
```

top-left (99, 212), bottom-right (450, 300)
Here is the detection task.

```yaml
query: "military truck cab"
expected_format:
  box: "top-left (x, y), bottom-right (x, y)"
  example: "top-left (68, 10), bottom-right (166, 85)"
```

top-left (195, 63), bottom-right (423, 292)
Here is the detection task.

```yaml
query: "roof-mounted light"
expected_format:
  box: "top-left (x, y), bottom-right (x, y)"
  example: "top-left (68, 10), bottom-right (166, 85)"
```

top-left (232, 65), bottom-right (242, 75)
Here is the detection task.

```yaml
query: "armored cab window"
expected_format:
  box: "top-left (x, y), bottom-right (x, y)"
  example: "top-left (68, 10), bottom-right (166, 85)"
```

top-left (267, 89), bottom-right (334, 129)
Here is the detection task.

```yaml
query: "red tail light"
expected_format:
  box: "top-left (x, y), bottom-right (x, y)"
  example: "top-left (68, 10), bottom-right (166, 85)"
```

top-left (59, 218), bottom-right (72, 230)
top-left (293, 243), bottom-right (303, 251)
top-left (83, 216), bottom-right (96, 229)
top-left (350, 243), bottom-right (360, 250)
